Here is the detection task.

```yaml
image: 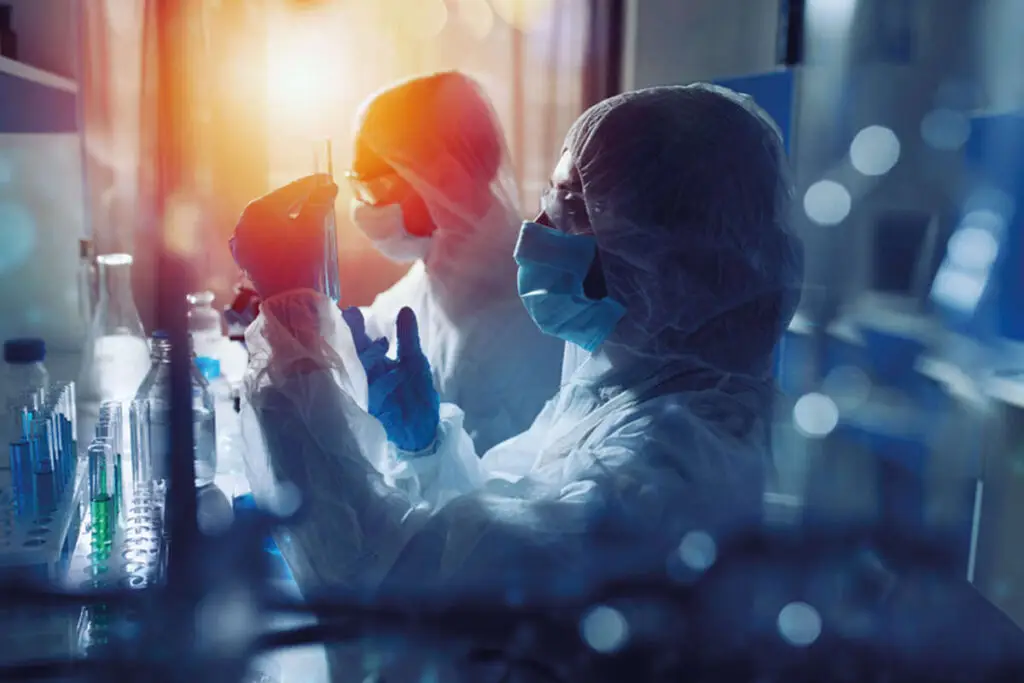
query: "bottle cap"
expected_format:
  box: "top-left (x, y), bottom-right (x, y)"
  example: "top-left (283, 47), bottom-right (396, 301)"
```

top-left (4, 338), bottom-right (46, 364)
top-left (194, 356), bottom-right (221, 380)
top-left (151, 330), bottom-right (170, 340)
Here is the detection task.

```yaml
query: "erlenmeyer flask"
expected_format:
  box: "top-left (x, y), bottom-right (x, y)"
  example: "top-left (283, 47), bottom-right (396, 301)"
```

top-left (79, 254), bottom-right (151, 402)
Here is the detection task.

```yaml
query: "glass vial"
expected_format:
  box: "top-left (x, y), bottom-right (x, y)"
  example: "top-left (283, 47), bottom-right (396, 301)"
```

top-left (313, 139), bottom-right (341, 303)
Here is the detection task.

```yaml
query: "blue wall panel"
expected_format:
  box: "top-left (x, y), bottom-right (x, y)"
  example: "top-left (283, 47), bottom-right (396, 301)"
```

top-left (715, 69), bottom-right (796, 154)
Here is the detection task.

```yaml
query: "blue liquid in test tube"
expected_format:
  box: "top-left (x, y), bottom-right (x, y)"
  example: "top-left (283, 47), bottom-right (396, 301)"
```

top-left (10, 440), bottom-right (35, 516)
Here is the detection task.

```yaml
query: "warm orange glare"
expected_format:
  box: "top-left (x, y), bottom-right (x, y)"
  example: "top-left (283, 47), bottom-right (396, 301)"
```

top-left (163, 195), bottom-right (203, 257)
top-left (268, 51), bottom-right (325, 109)
top-left (390, 0), bottom-right (449, 40)
top-left (456, 0), bottom-right (495, 40)
top-left (265, 9), bottom-right (346, 135)
top-left (490, 0), bottom-right (554, 31)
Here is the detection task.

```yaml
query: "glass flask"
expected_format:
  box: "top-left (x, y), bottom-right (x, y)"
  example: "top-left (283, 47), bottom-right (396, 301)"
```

top-left (186, 290), bottom-right (224, 361)
top-left (313, 139), bottom-right (341, 303)
top-left (80, 253), bottom-right (150, 402)
top-left (130, 331), bottom-right (217, 490)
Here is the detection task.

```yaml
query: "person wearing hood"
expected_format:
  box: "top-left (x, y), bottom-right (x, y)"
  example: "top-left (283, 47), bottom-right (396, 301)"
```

top-left (341, 71), bottom-right (564, 455)
top-left (231, 81), bottom-right (803, 614)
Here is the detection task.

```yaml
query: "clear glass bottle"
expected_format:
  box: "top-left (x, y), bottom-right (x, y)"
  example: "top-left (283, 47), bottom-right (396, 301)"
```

top-left (131, 331), bottom-right (217, 490)
top-left (186, 290), bottom-right (224, 361)
top-left (80, 253), bottom-right (151, 402)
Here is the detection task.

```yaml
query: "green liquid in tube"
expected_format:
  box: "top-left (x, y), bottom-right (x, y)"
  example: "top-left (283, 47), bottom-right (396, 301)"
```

top-left (90, 494), bottom-right (114, 551)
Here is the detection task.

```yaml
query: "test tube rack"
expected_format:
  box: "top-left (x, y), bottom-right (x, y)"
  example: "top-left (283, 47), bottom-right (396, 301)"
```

top-left (0, 382), bottom-right (86, 664)
top-left (0, 461), bottom-right (86, 580)
top-left (68, 480), bottom-right (167, 592)
top-left (68, 398), bottom-right (168, 655)
top-left (0, 382), bottom-right (84, 581)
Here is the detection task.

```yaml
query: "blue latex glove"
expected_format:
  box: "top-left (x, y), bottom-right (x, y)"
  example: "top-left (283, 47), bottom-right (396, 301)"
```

top-left (231, 494), bottom-right (293, 581)
top-left (342, 306), bottom-right (440, 454)
top-left (229, 174), bottom-right (338, 300)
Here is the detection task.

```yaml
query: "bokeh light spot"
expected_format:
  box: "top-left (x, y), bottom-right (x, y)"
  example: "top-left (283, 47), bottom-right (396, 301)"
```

top-left (849, 125), bottom-right (900, 176)
top-left (580, 605), bottom-right (629, 654)
top-left (677, 530), bottom-right (717, 572)
top-left (947, 227), bottom-right (999, 271)
top-left (821, 365), bottom-right (872, 412)
top-left (931, 269), bottom-right (987, 312)
top-left (803, 180), bottom-right (851, 225)
top-left (921, 109), bottom-right (971, 151)
top-left (793, 392), bottom-right (839, 438)
top-left (395, 0), bottom-right (449, 39)
top-left (456, 0), bottom-right (495, 39)
top-left (778, 602), bottom-right (822, 647)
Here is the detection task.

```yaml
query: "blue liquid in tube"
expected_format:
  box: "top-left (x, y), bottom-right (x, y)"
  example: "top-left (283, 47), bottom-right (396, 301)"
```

top-left (9, 440), bottom-right (34, 515)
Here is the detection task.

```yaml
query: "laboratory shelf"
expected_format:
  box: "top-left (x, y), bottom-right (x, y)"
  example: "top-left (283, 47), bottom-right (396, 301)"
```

top-left (0, 55), bottom-right (78, 134)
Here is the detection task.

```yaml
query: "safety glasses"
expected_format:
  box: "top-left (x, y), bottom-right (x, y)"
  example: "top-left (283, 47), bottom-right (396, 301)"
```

top-left (345, 170), bottom-right (406, 207)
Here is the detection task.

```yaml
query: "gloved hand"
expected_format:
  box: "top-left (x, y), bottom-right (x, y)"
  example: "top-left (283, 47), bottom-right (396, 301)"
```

top-left (229, 174), bottom-right (338, 300)
top-left (342, 306), bottom-right (440, 454)
top-left (341, 307), bottom-right (392, 389)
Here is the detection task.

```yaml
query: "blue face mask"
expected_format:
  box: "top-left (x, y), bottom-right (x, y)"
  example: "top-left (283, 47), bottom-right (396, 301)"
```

top-left (514, 221), bottom-right (626, 353)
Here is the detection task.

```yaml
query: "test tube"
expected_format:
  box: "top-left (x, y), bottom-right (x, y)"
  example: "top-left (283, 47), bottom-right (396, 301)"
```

top-left (313, 139), bottom-right (341, 303)
top-left (129, 399), bottom-right (156, 492)
top-left (29, 413), bottom-right (56, 513)
top-left (95, 406), bottom-right (124, 523)
top-left (88, 442), bottom-right (116, 550)
top-left (67, 381), bottom-right (78, 443)
top-left (9, 440), bottom-right (34, 516)
top-left (60, 411), bottom-right (74, 484)
top-left (46, 411), bottom-right (65, 495)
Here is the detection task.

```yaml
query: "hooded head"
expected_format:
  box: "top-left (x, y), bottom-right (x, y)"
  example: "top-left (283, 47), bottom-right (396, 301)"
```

top-left (349, 72), bottom-right (523, 310)
top-left (551, 83), bottom-right (804, 376)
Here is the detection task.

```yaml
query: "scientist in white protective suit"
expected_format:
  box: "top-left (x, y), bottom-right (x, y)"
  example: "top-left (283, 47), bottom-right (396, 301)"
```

top-left (230, 83), bottom-right (804, 678)
top-left (342, 70), bottom-right (564, 455)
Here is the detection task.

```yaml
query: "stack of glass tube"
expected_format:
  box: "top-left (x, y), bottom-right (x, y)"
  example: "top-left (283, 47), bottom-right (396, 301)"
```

top-left (80, 401), bottom-right (168, 655)
top-left (7, 382), bottom-right (78, 522)
top-left (83, 401), bottom-right (167, 589)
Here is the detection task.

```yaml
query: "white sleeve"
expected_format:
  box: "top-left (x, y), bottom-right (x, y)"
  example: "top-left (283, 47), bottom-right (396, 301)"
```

top-left (242, 289), bottom-right (765, 598)
top-left (375, 403), bottom-right (489, 508)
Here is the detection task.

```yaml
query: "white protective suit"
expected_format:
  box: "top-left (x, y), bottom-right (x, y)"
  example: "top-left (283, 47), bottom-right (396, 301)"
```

top-left (348, 71), bottom-right (564, 454)
top-left (241, 84), bottom-right (804, 680)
